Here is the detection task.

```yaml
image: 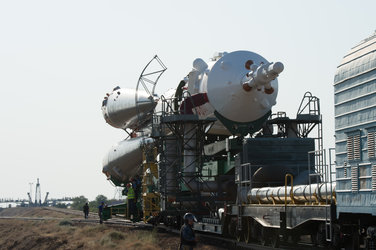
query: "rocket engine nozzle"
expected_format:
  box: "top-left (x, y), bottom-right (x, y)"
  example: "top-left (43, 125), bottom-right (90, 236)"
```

top-left (242, 61), bottom-right (284, 94)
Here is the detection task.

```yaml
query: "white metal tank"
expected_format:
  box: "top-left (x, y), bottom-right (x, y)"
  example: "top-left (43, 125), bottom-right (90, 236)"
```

top-left (102, 87), bottom-right (157, 130)
top-left (183, 51), bottom-right (284, 135)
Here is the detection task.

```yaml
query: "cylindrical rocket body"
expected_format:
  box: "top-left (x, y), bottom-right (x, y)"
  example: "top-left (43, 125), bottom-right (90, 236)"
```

top-left (102, 88), bottom-right (157, 130)
top-left (186, 51), bottom-right (280, 135)
top-left (102, 137), bottom-right (153, 184)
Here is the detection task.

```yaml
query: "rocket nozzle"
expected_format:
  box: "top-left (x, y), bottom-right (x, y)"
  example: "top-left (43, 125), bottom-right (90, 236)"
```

top-left (264, 87), bottom-right (274, 94)
top-left (242, 61), bottom-right (284, 94)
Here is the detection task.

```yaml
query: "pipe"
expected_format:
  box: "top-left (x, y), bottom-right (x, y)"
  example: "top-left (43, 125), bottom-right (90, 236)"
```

top-left (248, 182), bottom-right (336, 204)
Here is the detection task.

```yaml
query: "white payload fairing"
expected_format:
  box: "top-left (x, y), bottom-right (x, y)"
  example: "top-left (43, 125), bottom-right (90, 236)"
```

top-left (102, 87), bottom-right (157, 131)
top-left (101, 86), bottom-right (157, 184)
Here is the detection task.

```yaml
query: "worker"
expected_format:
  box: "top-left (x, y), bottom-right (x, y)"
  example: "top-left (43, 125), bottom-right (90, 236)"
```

top-left (179, 213), bottom-right (198, 250)
top-left (98, 201), bottom-right (104, 224)
top-left (83, 202), bottom-right (89, 219)
top-left (134, 175), bottom-right (141, 201)
top-left (126, 183), bottom-right (136, 220)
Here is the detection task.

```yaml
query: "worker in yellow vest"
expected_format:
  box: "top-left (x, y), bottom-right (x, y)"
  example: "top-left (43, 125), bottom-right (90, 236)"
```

top-left (126, 183), bottom-right (136, 220)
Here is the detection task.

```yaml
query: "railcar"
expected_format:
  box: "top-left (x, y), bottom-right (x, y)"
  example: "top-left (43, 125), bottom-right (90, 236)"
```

top-left (100, 31), bottom-right (376, 249)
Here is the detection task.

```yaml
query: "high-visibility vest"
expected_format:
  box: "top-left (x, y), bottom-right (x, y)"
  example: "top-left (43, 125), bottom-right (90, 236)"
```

top-left (127, 187), bottom-right (135, 199)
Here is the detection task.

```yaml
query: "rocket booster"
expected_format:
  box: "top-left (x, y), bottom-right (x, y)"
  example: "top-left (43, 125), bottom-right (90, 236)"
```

top-left (183, 50), bottom-right (284, 135)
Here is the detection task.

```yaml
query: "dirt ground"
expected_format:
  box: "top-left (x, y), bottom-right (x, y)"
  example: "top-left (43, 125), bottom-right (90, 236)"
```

top-left (0, 207), bottom-right (225, 250)
top-left (0, 207), bottom-right (77, 218)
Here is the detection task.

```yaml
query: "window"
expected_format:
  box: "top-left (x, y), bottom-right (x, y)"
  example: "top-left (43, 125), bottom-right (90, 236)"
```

top-left (351, 165), bottom-right (358, 192)
top-left (347, 133), bottom-right (361, 161)
top-left (372, 165), bottom-right (376, 192)
top-left (368, 130), bottom-right (376, 158)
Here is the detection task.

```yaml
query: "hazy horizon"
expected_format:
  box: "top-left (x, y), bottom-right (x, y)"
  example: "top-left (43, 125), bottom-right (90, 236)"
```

top-left (1, 0), bottom-right (375, 200)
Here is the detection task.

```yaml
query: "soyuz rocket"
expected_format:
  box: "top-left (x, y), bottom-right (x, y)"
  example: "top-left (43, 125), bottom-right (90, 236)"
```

top-left (101, 51), bottom-right (284, 185)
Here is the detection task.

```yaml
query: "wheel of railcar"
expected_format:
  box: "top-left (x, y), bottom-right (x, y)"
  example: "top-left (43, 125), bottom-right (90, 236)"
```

top-left (311, 223), bottom-right (326, 247)
top-left (332, 225), bottom-right (341, 249)
top-left (260, 236), bottom-right (267, 246)
top-left (222, 215), bottom-right (230, 237)
top-left (227, 217), bottom-right (237, 238)
top-left (236, 229), bottom-right (243, 242)
top-left (237, 218), bottom-right (248, 242)
top-left (260, 227), bottom-right (269, 246)
top-left (316, 229), bottom-right (326, 247)
top-left (251, 220), bottom-right (259, 240)
top-left (291, 233), bottom-right (300, 244)
top-left (227, 221), bottom-right (232, 238)
top-left (270, 229), bottom-right (280, 248)
top-left (281, 233), bottom-right (288, 242)
top-left (344, 230), bottom-right (359, 250)
top-left (366, 237), bottom-right (376, 250)
top-left (244, 218), bottom-right (252, 244)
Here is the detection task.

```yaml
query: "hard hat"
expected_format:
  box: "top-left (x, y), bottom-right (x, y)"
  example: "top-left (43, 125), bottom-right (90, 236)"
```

top-left (183, 213), bottom-right (197, 222)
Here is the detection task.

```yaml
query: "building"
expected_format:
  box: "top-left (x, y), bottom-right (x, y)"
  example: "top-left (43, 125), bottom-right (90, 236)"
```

top-left (334, 31), bottom-right (376, 216)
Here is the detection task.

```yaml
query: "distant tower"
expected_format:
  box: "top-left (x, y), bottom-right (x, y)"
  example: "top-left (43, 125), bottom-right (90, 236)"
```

top-left (43, 192), bottom-right (49, 205)
top-left (28, 182), bottom-right (34, 206)
top-left (29, 182), bottom-right (33, 198)
top-left (35, 178), bottom-right (42, 206)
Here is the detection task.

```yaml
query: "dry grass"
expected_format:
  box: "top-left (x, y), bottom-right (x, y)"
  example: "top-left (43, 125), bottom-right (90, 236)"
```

top-left (0, 208), bottom-right (224, 250)
top-left (0, 218), bottom-right (167, 249)
top-left (58, 219), bottom-right (74, 226)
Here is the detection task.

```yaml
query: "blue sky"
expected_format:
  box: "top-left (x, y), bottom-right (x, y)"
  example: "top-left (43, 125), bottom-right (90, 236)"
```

top-left (0, 0), bottom-right (375, 200)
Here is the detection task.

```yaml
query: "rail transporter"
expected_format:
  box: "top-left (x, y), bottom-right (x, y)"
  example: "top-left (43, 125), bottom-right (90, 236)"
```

top-left (101, 33), bottom-right (376, 249)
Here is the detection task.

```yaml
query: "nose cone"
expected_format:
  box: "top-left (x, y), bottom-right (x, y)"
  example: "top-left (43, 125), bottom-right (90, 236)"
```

top-left (102, 88), bottom-right (157, 130)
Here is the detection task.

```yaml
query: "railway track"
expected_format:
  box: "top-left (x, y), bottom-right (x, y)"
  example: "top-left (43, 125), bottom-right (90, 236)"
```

top-left (0, 207), bottom-right (323, 250)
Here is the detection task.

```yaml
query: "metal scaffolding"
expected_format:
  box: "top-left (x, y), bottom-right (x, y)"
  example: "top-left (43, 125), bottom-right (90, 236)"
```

top-left (151, 93), bottom-right (219, 214)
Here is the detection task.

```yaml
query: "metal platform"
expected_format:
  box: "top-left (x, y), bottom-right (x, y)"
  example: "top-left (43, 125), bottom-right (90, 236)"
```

top-left (161, 114), bottom-right (216, 124)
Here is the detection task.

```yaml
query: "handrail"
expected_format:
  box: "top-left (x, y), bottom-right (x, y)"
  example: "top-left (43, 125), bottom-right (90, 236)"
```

top-left (284, 174), bottom-right (295, 206)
